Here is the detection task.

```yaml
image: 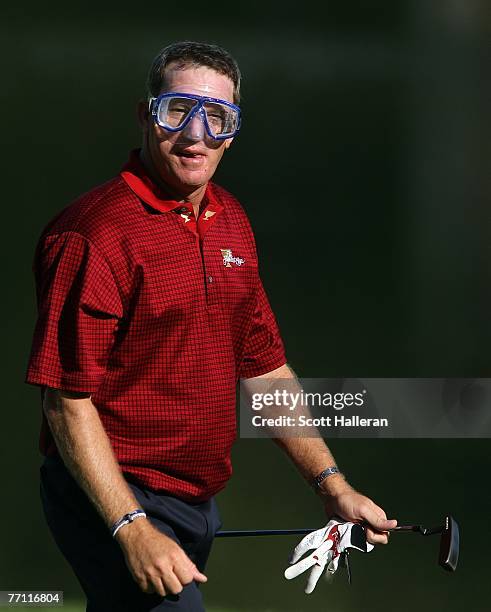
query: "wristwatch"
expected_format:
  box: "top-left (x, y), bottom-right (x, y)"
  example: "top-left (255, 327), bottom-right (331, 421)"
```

top-left (313, 466), bottom-right (340, 488)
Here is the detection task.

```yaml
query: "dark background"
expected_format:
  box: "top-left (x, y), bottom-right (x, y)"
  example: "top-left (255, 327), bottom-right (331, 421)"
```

top-left (3, 1), bottom-right (491, 610)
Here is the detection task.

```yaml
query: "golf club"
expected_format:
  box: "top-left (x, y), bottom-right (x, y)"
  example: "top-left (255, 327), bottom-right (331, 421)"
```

top-left (216, 514), bottom-right (460, 574)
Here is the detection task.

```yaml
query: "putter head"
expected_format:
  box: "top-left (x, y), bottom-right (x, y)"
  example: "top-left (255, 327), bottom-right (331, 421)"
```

top-left (439, 515), bottom-right (459, 571)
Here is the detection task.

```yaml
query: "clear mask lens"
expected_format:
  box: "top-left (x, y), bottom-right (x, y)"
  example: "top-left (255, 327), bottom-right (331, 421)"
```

top-left (158, 96), bottom-right (198, 129)
top-left (201, 101), bottom-right (239, 137)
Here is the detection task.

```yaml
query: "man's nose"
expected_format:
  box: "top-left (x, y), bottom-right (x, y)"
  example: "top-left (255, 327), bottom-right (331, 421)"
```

top-left (181, 112), bottom-right (206, 142)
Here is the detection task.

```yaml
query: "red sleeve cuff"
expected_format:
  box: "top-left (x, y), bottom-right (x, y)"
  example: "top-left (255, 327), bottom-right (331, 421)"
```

top-left (25, 367), bottom-right (105, 394)
top-left (238, 352), bottom-right (287, 380)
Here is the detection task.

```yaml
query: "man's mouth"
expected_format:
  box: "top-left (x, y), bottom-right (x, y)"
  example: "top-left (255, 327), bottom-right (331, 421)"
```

top-left (175, 151), bottom-right (206, 159)
top-left (174, 150), bottom-right (207, 168)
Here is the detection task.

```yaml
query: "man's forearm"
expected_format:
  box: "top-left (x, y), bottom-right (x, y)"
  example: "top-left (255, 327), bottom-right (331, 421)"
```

top-left (43, 388), bottom-right (209, 595)
top-left (43, 388), bottom-right (144, 531)
top-left (242, 365), bottom-right (397, 540)
top-left (272, 434), bottom-right (350, 498)
top-left (241, 364), bottom-right (351, 497)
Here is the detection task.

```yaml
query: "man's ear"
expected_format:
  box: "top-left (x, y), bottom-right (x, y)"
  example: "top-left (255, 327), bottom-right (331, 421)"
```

top-left (137, 99), bottom-right (150, 132)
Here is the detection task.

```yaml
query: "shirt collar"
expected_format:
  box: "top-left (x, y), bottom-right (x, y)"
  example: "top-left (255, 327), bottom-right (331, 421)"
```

top-left (120, 148), bottom-right (221, 215)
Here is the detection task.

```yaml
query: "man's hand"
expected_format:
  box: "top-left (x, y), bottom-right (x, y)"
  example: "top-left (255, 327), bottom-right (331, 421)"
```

top-left (319, 477), bottom-right (397, 545)
top-left (116, 519), bottom-right (207, 597)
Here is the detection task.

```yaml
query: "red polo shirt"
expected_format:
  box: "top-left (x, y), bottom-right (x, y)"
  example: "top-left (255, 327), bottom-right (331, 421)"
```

top-left (25, 150), bottom-right (286, 501)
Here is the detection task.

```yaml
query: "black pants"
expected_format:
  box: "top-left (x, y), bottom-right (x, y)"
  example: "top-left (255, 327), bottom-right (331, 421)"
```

top-left (40, 456), bottom-right (222, 611)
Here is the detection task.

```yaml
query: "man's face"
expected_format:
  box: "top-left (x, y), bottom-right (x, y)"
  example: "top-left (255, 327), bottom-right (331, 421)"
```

top-left (140, 63), bottom-right (235, 196)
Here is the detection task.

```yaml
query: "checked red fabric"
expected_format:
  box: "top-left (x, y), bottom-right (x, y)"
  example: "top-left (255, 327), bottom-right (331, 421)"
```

top-left (25, 149), bottom-right (286, 501)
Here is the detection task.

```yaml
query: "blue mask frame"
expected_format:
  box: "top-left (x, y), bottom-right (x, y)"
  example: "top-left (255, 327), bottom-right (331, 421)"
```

top-left (149, 92), bottom-right (241, 140)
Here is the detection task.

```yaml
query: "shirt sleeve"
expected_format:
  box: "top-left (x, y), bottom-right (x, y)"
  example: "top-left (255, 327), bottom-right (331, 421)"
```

top-left (25, 231), bottom-right (123, 394)
top-left (238, 278), bottom-right (287, 379)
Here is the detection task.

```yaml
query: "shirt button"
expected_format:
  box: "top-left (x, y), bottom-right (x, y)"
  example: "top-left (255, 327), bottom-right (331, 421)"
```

top-left (208, 276), bottom-right (213, 283)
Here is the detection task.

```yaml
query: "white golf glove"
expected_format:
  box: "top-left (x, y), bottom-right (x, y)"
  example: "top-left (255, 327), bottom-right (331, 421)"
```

top-left (284, 517), bottom-right (374, 594)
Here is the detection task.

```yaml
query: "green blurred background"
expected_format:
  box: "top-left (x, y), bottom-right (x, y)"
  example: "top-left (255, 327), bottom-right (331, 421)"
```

top-left (3, 1), bottom-right (491, 610)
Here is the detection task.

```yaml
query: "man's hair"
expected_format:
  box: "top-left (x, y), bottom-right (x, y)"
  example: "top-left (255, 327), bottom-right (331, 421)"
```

top-left (146, 41), bottom-right (241, 104)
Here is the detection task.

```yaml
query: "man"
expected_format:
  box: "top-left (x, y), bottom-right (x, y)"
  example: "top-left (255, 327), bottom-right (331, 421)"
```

top-left (25, 41), bottom-right (396, 611)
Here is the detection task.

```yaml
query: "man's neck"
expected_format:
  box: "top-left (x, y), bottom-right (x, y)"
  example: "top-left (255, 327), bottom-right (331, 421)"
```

top-left (139, 149), bottom-right (206, 217)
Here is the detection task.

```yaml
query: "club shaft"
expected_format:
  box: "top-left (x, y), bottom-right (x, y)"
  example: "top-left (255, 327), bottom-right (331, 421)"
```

top-left (217, 525), bottom-right (427, 538)
top-left (392, 525), bottom-right (421, 532)
top-left (216, 528), bottom-right (316, 537)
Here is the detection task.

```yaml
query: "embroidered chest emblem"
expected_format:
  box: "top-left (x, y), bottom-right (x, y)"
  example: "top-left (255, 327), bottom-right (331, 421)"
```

top-left (180, 213), bottom-right (191, 223)
top-left (221, 249), bottom-right (245, 268)
top-left (203, 210), bottom-right (216, 221)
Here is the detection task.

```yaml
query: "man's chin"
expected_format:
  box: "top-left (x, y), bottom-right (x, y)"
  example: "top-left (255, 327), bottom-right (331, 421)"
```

top-left (172, 169), bottom-right (213, 191)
